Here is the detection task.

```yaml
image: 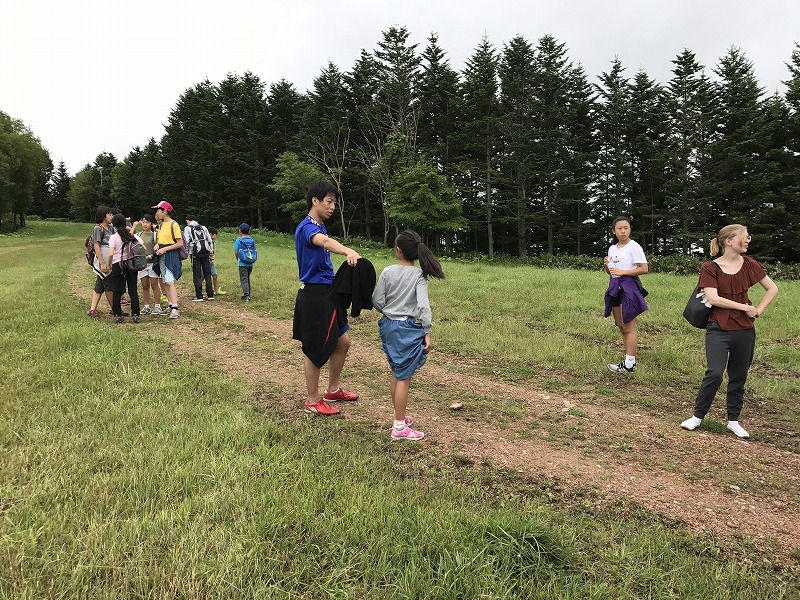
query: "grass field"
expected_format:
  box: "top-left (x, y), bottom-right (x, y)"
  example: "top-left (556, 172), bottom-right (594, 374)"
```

top-left (1, 221), bottom-right (798, 599)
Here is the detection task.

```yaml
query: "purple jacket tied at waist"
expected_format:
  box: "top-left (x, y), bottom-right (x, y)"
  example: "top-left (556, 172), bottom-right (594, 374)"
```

top-left (604, 275), bottom-right (648, 324)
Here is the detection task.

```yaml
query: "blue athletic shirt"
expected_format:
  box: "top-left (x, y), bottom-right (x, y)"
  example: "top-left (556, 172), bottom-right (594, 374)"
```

top-left (295, 215), bottom-right (334, 284)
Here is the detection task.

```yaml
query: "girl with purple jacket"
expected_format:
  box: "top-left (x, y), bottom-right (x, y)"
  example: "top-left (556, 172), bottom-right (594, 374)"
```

top-left (603, 217), bottom-right (649, 373)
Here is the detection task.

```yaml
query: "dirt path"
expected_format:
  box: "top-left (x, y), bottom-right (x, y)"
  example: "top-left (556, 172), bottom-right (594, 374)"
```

top-left (70, 268), bottom-right (800, 558)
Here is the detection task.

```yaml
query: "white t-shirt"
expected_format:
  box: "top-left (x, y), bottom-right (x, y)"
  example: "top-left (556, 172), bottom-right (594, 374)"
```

top-left (607, 240), bottom-right (647, 277)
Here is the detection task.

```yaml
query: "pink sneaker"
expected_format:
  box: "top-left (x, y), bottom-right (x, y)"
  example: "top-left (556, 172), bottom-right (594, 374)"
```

top-left (324, 387), bottom-right (359, 402)
top-left (390, 425), bottom-right (425, 441)
top-left (304, 397), bottom-right (341, 416)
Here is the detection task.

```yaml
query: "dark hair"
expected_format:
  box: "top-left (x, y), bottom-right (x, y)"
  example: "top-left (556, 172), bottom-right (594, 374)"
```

top-left (111, 214), bottom-right (136, 243)
top-left (186, 215), bottom-right (197, 222)
top-left (208, 227), bottom-right (218, 235)
top-left (305, 180), bottom-right (339, 210)
top-left (95, 205), bottom-right (112, 224)
top-left (110, 207), bottom-right (122, 216)
top-left (141, 214), bottom-right (155, 225)
top-left (395, 230), bottom-right (445, 280)
top-left (611, 216), bottom-right (631, 229)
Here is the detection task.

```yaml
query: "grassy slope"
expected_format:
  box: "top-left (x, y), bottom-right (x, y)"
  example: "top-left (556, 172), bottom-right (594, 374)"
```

top-left (0, 222), bottom-right (797, 599)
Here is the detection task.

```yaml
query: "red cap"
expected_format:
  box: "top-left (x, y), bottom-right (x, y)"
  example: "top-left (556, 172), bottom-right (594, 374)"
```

top-left (151, 200), bottom-right (174, 212)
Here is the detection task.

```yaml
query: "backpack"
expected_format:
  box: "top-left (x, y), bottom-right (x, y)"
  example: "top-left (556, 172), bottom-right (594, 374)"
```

top-left (122, 238), bottom-right (148, 271)
top-left (85, 235), bottom-right (95, 266)
top-left (238, 237), bottom-right (258, 264)
top-left (189, 224), bottom-right (212, 256)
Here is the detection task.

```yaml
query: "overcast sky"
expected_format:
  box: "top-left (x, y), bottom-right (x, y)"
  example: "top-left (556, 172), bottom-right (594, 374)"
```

top-left (3, 0), bottom-right (798, 175)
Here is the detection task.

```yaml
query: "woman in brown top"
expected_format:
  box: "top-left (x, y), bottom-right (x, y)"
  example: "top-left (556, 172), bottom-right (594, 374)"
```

top-left (680, 224), bottom-right (778, 438)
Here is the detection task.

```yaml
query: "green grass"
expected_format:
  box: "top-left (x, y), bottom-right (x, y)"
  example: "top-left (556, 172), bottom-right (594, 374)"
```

top-left (1, 222), bottom-right (798, 598)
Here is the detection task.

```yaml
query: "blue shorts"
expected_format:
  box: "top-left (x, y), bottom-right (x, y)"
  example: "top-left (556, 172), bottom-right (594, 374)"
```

top-left (379, 316), bottom-right (427, 380)
top-left (210, 260), bottom-right (217, 277)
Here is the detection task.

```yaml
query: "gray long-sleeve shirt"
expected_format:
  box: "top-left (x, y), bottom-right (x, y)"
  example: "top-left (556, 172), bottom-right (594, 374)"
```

top-left (371, 264), bottom-right (432, 333)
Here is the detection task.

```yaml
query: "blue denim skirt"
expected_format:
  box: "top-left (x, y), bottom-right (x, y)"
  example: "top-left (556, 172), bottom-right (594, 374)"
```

top-left (379, 316), bottom-right (427, 380)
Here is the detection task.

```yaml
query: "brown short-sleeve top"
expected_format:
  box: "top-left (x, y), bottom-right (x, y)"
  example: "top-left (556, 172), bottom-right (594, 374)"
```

top-left (699, 256), bottom-right (766, 331)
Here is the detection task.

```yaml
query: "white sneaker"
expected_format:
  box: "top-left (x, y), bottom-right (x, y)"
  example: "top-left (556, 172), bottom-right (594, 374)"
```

top-left (152, 304), bottom-right (162, 315)
top-left (608, 362), bottom-right (635, 373)
top-left (681, 416), bottom-right (702, 431)
top-left (169, 308), bottom-right (179, 319)
top-left (140, 305), bottom-right (151, 315)
top-left (727, 421), bottom-right (750, 439)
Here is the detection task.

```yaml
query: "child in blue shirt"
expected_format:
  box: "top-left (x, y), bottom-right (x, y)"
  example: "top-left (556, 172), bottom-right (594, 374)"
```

top-left (233, 223), bottom-right (257, 302)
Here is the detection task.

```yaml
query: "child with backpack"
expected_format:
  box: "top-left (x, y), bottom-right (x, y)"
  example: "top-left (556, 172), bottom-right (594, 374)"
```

top-left (152, 200), bottom-right (183, 319)
top-left (87, 205), bottom-right (115, 318)
top-left (184, 215), bottom-right (215, 302)
top-left (108, 214), bottom-right (144, 323)
top-left (233, 223), bottom-right (257, 302)
top-left (371, 230), bottom-right (445, 441)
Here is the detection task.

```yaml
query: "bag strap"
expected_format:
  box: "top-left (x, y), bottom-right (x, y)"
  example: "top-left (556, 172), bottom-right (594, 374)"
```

top-left (162, 220), bottom-right (180, 246)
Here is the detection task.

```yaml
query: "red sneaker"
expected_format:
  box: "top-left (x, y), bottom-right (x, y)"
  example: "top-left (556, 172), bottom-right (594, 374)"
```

top-left (304, 397), bottom-right (341, 416)
top-left (323, 387), bottom-right (359, 402)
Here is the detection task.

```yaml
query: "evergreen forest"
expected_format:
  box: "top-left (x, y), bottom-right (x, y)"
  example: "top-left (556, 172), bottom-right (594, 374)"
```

top-left (4, 28), bottom-right (800, 263)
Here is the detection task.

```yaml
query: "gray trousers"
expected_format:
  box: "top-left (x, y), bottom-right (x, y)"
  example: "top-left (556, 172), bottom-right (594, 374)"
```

top-left (693, 322), bottom-right (756, 422)
top-left (238, 265), bottom-right (252, 297)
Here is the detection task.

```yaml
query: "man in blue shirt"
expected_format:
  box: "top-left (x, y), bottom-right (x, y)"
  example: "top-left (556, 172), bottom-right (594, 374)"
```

top-left (293, 180), bottom-right (361, 416)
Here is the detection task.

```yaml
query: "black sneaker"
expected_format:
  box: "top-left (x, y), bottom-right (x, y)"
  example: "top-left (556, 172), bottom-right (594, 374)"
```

top-left (192, 297), bottom-right (205, 302)
top-left (244, 296), bottom-right (251, 303)
top-left (608, 362), bottom-right (635, 373)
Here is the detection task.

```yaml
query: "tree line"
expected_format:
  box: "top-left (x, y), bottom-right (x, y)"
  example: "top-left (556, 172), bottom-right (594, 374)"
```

top-left (5, 27), bottom-right (800, 263)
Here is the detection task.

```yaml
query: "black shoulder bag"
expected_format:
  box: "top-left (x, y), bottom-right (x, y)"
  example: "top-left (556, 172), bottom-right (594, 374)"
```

top-left (683, 262), bottom-right (720, 328)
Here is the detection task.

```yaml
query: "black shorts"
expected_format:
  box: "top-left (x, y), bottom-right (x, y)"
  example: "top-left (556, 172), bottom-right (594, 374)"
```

top-left (610, 288), bottom-right (623, 307)
top-left (293, 284), bottom-right (349, 368)
top-left (93, 273), bottom-right (113, 293)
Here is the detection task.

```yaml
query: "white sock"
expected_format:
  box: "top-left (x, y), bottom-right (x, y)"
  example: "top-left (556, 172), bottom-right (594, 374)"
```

top-left (143, 304), bottom-right (150, 309)
top-left (393, 420), bottom-right (405, 430)
top-left (625, 355), bottom-right (636, 368)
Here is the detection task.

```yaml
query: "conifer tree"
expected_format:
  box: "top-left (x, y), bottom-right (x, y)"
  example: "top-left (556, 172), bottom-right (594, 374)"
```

top-left (343, 50), bottom-right (383, 238)
top-left (498, 35), bottom-right (537, 256)
top-left (593, 58), bottom-right (633, 241)
top-left (663, 49), bottom-right (716, 253)
top-left (706, 47), bottom-right (765, 231)
top-left (455, 37), bottom-right (501, 255)
top-left (374, 26), bottom-right (422, 145)
top-left (626, 69), bottom-right (669, 253)
top-left (417, 34), bottom-right (462, 178)
top-left (49, 161), bottom-right (71, 219)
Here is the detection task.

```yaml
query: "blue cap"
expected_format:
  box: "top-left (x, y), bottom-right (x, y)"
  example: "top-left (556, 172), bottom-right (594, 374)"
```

top-left (239, 223), bottom-right (250, 234)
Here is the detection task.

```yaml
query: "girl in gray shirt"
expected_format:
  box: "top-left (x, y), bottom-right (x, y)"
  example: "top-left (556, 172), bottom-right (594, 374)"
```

top-left (372, 230), bottom-right (445, 441)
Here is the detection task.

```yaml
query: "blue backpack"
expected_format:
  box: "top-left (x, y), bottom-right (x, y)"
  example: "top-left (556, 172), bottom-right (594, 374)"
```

top-left (238, 237), bottom-right (258, 264)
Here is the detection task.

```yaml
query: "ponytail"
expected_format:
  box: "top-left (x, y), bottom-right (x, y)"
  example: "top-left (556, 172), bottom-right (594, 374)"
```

top-left (394, 230), bottom-right (445, 280)
top-left (710, 224), bottom-right (746, 257)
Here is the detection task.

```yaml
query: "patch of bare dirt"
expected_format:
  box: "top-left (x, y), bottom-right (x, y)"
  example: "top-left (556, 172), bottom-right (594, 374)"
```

top-left (69, 266), bottom-right (800, 558)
